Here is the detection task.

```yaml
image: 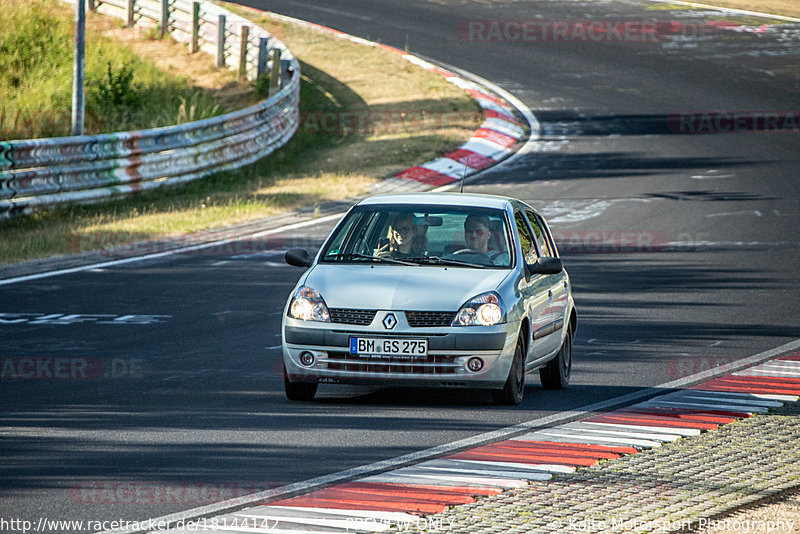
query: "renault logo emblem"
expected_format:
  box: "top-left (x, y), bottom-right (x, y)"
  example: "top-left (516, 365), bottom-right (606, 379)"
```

top-left (383, 313), bottom-right (397, 330)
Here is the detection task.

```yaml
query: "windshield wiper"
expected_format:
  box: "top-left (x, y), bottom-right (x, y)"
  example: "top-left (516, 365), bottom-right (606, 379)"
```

top-left (404, 256), bottom-right (487, 269)
top-left (329, 253), bottom-right (416, 266)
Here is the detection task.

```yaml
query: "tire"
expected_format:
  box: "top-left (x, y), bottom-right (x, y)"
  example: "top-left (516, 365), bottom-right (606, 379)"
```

top-left (540, 328), bottom-right (572, 390)
top-left (492, 338), bottom-right (525, 405)
top-left (284, 368), bottom-right (318, 401)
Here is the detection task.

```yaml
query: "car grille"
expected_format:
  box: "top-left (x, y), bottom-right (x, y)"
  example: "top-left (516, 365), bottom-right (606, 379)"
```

top-left (406, 311), bottom-right (454, 327)
top-left (328, 310), bottom-right (454, 327)
top-left (329, 308), bottom-right (377, 325)
top-left (325, 351), bottom-right (459, 375)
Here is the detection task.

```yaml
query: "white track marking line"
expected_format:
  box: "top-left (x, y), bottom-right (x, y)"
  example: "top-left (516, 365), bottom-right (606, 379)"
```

top-left (525, 429), bottom-right (663, 449)
top-left (454, 459), bottom-right (574, 474)
top-left (641, 399), bottom-right (766, 413)
top-left (0, 213), bottom-right (346, 286)
top-left (420, 458), bottom-right (559, 474)
top-left (664, 390), bottom-right (798, 402)
top-left (563, 422), bottom-right (690, 440)
top-left (411, 464), bottom-right (552, 481)
top-left (260, 507), bottom-right (419, 522)
top-left (648, 0), bottom-right (800, 22)
top-left (232, 511), bottom-right (391, 532)
top-left (657, 389), bottom-right (789, 403)
top-left (661, 392), bottom-right (784, 408)
top-left (360, 472), bottom-right (528, 489)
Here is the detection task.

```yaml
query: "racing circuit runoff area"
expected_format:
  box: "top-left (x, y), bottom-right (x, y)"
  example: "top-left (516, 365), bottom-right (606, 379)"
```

top-left (1, 0), bottom-right (800, 532)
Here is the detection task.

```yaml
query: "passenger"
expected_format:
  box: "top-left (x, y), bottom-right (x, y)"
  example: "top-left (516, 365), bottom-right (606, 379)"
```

top-left (378, 213), bottom-right (427, 258)
top-left (463, 214), bottom-right (508, 264)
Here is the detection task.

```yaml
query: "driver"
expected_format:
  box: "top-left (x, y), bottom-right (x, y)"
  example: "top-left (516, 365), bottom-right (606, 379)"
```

top-left (463, 214), bottom-right (509, 264)
top-left (464, 214), bottom-right (493, 254)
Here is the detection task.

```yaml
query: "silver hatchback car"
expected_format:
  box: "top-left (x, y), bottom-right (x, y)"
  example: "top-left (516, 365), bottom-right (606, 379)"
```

top-left (281, 192), bottom-right (576, 405)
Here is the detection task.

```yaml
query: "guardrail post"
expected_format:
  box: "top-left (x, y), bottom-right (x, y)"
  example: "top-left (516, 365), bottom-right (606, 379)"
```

top-left (216, 14), bottom-right (226, 67)
top-left (160, 0), bottom-right (169, 38)
top-left (190, 1), bottom-right (200, 53)
top-left (239, 26), bottom-right (250, 80)
top-left (257, 37), bottom-right (270, 79)
top-left (269, 48), bottom-right (281, 95)
top-left (125, 0), bottom-right (134, 27)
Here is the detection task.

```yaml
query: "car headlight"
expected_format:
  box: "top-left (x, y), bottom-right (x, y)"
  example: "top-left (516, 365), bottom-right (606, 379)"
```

top-left (288, 285), bottom-right (331, 322)
top-left (452, 292), bottom-right (505, 326)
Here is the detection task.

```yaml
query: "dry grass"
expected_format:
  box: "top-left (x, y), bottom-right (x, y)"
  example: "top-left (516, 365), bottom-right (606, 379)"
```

top-left (691, 0), bottom-right (800, 17)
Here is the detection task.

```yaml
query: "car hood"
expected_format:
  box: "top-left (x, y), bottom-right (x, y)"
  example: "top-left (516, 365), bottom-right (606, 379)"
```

top-left (302, 264), bottom-right (512, 311)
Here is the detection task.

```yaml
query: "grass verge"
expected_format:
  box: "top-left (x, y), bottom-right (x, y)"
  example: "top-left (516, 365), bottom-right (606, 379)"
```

top-left (0, 0), bottom-right (229, 140)
top-left (684, 0), bottom-right (800, 18)
top-left (0, 4), bottom-right (482, 265)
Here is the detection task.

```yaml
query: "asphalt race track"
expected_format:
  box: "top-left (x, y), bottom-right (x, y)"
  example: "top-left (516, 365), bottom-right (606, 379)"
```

top-left (1, 0), bottom-right (799, 530)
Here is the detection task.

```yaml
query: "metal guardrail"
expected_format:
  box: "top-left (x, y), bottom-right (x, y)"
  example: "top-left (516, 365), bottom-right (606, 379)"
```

top-left (0, 0), bottom-right (300, 219)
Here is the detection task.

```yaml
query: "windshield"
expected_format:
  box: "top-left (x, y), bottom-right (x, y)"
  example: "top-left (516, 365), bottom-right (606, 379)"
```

top-left (320, 204), bottom-right (513, 268)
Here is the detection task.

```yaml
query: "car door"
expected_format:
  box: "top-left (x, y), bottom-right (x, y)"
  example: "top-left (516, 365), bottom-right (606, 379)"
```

top-left (513, 210), bottom-right (555, 369)
top-left (526, 209), bottom-right (568, 356)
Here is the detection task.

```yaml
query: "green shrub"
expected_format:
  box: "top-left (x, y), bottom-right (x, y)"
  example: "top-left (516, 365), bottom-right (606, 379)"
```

top-left (92, 61), bottom-right (141, 108)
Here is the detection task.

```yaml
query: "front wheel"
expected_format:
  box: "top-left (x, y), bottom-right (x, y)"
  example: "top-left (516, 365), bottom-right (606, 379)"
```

top-left (540, 328), bottom-right (572, 389)
top-left (492, 338), bottom-right (525, 405)
top-left (284, 368), bottom-right (318, 401)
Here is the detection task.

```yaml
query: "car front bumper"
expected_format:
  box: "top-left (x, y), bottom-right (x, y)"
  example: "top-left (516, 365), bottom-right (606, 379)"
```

top-left (282, 317), bottom-right (519, 388)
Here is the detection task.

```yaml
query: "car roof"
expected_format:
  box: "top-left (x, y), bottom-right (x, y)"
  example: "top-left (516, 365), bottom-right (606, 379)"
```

top-left (357, 192), bottom-right (519, 210)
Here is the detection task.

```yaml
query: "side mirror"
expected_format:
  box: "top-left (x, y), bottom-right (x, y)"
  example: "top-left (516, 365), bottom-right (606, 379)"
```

top-left (528, 257), bottom-right (563, 275)
top-left (285, 248), bottom-right (312, 268)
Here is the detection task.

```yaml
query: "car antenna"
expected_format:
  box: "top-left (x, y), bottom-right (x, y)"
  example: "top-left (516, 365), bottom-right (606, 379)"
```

top-left (459, 156), bottom-right (469, 193)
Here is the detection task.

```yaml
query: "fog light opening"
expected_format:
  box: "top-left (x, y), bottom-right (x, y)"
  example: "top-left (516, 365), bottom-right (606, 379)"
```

top-left (299, 352), bottom-right (315, 367)
top-left (467, 357), bottom-right (484, 372)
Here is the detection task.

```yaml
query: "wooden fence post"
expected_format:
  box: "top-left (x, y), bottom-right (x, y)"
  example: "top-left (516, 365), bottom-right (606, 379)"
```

top-left (190, 1), bottom-right (200, 53)
top-left (125, 0), bottom-right (134, 27)
top-left (216, 14), bottom-right (226, 67)
top-left (269, 48), bottom-right (281, 95)
top-left (160, 0), bottom-right (169, 38)
top-left (239, 26), bottom-right (250, 80)
top-left (257, 37), bottom-right (270, 79)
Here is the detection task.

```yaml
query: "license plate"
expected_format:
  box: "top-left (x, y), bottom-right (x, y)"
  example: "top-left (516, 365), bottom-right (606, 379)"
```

top-left (349, 337), bottom-right (428, 359)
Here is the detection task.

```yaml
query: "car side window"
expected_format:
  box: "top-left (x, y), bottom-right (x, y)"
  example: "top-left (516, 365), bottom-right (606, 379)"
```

top-left (535, 213), bottom-right (559, 257)
top-left (526, 210), bottom-right (553, 258)
top-left (514, 211), bottom-right (538, 264)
